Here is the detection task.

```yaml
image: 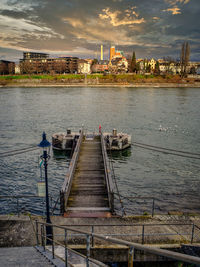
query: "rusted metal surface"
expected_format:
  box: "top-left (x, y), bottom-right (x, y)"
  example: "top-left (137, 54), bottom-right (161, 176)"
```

top-left (63, 134), bottom-right (113, 217)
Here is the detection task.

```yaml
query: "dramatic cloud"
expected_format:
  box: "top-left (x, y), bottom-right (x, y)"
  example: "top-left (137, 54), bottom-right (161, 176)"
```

top-left (0, 0), bottom-right (199, 61)
top-left (163, 7), bottom-right (181, 14)
top-left (99, 7), bottom-right (145, 26)
top-left (165, 0), bottom-right (190, 5)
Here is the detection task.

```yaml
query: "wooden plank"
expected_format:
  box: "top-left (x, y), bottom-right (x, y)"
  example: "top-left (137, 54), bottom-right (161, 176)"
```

top-left (66, 136), bottom-right (111, 215)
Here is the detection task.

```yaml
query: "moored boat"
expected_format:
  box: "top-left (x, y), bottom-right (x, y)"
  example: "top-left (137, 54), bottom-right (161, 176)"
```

top-left (103, 129), bottom-right (131, 151)
top-left (52, 129), bottom-right (80, 151)
top-left (52, 128), bottom-right (131, 151)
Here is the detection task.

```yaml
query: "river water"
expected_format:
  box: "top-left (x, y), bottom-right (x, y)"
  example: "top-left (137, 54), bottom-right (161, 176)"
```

top-left (0, 86), bottom-right (200, 215)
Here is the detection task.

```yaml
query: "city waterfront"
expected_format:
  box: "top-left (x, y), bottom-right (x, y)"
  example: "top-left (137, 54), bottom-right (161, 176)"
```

top-left (0, 86), bottom-right (200, 215)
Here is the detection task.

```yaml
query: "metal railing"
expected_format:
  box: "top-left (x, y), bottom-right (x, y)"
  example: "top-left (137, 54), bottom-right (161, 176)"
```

top-left (0, 194), bottom-right (60, 216)
top-left (58, 223), bottom-right (200, 245)
top-left (60, 128), bottom-right (84, 214)
top-left (115, 195), bottom-right (156, 217)
top-left (34, 220), bottom-right (200, 267)
top-left (100, 132), bottom-right (115, 213)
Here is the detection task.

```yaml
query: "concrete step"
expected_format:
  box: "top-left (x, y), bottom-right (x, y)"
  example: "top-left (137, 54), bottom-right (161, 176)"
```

top-left (0, 247), bottom-right (54, 266)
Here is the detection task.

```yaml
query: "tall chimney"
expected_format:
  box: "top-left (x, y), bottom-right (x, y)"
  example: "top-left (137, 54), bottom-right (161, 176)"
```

top-left (101, 45), bottom-right (103, 61)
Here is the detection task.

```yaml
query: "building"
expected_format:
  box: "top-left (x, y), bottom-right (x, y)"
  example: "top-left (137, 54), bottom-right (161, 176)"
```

top-left (15, 64), bottom-right (20, 74)
top-left (91, 60), bottom-right (109, 73)
top-left (23, 52), bottom-right (49, 60)
top-left (59, 57), bottom-right (78, 73)
top-left (0, 60), bottom-right (15, 75)
top-left (78, 59), bottom-right (91, 74)
top-left (149, 58), bottom-right (157, 72)
top-left (109, 46), bottom-right (124, 62)
top-left (110, 57), bottom-right (128, 73)
top-left (20, 52), bottom-right (79, 74)
top-left (109, 46), bottom-right (116, 61)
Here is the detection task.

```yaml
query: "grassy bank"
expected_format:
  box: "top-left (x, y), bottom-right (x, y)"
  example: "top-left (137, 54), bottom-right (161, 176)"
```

top-left (0, 73), bottom-right (199, 87)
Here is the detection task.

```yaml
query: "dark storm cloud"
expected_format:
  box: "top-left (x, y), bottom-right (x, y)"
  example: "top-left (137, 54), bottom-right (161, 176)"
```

top-left (0, 0), bottom-right (199, 61)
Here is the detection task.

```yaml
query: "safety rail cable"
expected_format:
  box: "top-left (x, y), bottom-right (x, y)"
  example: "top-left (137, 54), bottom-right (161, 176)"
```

top-left (0, 146), bottom-right (39, 157)
top-left (132, 142), bottom-right (200, 160)
top-left (100, 132), bottom-right (115, 212)
top-left (0, 145), bottom-right (37, 155)
top-left (108, 146), bottom-right (126, 216)
top-left (35, 221), bottom-right (200, 265)
top-left (132, 141), bottom-right (200, 156)
top-left (61, 128), bottom-right (83, 195)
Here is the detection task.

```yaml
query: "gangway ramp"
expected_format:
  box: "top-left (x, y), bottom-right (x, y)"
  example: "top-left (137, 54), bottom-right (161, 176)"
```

top-left (60, 130), bottom-right (114, 217)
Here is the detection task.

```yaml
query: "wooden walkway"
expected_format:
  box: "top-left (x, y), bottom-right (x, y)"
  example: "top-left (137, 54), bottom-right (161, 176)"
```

top-left (61, 132), bottom-right (114, 217)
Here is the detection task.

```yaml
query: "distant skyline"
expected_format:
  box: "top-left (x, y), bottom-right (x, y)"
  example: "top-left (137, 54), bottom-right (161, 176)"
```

top-left (0, 0), bottom-right (199, 62)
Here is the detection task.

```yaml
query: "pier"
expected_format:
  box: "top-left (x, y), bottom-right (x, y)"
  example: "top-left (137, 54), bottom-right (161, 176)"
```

top-left (60, 129), bottom-right (115, 217)
top-left (1, 129), bottom-right (200, 266)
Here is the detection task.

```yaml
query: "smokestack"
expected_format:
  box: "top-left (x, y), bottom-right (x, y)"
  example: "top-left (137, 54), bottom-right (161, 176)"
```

top-left (101, 45), bottom-right (103, 60)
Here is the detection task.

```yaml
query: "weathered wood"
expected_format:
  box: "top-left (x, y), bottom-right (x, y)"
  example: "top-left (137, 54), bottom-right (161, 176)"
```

top-left (65, 136), bottom-right (111, 217)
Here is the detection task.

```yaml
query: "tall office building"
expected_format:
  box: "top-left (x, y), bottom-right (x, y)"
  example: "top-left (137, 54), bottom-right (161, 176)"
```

top-left (110, 46), bottom-right (115, 61)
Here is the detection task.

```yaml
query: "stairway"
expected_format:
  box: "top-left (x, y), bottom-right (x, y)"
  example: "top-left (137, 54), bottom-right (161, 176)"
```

top-left (0, 247), bottom-right (54, 266)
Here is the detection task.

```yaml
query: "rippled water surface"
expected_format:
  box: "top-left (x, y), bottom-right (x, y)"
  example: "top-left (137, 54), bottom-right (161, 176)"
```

top-left (0, 87), bottom-right (200, 214)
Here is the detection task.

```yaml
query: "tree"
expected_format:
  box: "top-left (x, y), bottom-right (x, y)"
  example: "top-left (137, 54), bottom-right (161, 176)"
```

top-left (190, 66), bottom-right (196, 75)
top-left (180, 42), bottom-right (190, 77)
top-left (20, 61), bottom-right (34, 74)
top-left (130, 51), bottom-right (137, 73)
top-left (92, 59), bottom-right (98, 65)
top-left (154, 61), bottom-right (160, 75)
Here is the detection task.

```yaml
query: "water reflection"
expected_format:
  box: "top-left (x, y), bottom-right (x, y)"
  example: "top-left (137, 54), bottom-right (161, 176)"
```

top-left (52, 149), bottom-right (72, 160)
top-left (108, 148), bottom-right (132, 162)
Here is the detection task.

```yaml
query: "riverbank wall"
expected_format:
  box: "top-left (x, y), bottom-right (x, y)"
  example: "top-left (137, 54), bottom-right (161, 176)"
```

top-left (0, 74), bottom-right (200, 88)
top-left (1, 81), bottom-right (200, 88)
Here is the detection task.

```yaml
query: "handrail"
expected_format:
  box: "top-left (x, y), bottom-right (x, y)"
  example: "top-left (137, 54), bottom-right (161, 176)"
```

top-left (60, 128), bottom-right (83, 213)
top-left (35, 220), bottom-right (200, 265)
top-left (100, 131), bottom-right (115, 213)
top-left (59, 222), bottom-right (199, 244)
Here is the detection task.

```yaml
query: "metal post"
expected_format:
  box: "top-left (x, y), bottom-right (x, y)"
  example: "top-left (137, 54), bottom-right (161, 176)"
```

top-left (52, 231), bottom-right (55, 259)
top-left (91, 226), bottom-right (94, 247)
top-left (128, 246), bottom-right (134, 267)
top-left (191, 223), bottom-right (195, 244)
top-left (152, 198), bottom-right (155, 217)
top-left (36, 220), bottom-right (39, 246)
top-left (65, 229), bottom-right (68, 267)
top-left (44, 150), bottom-right (52, 245)
top-left (86, 234), bottom-right (91, 267)
top-left (17, 198), bottom-right (19, 217)
top-left (142, 225), bottom-right (145, 245)
top-left (41, 224), bottom-right (45, 251)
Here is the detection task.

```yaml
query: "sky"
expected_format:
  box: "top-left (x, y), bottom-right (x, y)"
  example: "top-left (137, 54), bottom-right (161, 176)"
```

top-left (0, 0), bottom-right (199, 62)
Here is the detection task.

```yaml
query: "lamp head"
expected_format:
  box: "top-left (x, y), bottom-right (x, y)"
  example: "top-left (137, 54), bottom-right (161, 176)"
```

top-left (38, 132), bottom-right (51, 152)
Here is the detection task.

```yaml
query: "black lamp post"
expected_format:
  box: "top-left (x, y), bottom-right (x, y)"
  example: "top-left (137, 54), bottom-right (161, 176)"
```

top-left (38, 132), bottom-right (52, 245)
